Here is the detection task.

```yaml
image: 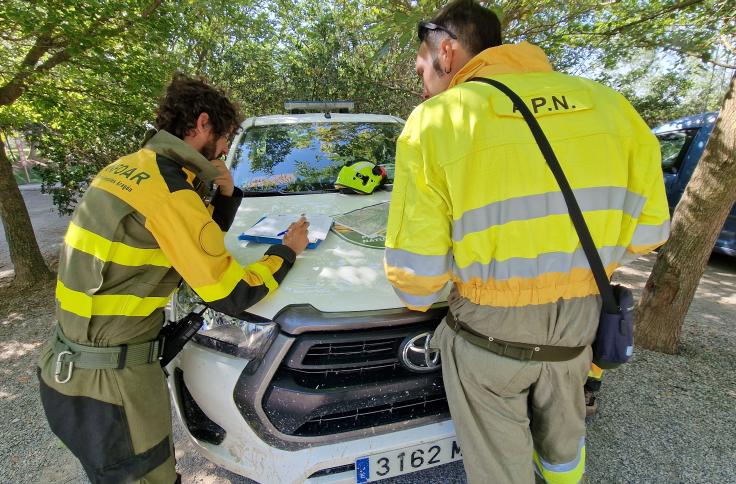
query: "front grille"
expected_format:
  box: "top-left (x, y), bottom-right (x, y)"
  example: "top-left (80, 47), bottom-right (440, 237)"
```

top-left (288, 362), bottom-right (404, 388)
top-left (262, 320), bottom-right (450, 437)
top-left (302, 337), bottom-right (399, 366)
top-left (297, 394), bottom-right (448, 436)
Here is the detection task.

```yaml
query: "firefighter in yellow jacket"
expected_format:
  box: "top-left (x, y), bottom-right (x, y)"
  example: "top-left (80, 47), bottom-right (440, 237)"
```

top-left (385, 1), bottom-right (670, 483)
top-left (37, 76), bottom-right (309, 483)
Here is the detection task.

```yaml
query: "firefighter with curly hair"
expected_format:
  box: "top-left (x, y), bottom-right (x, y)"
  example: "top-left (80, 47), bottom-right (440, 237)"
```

top-left (37, 75), bottom-right (310, 483)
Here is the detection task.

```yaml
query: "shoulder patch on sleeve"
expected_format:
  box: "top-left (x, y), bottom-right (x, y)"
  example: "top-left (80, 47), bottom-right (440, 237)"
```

top-left (157, 154), bottom-right (193, 193)
top-left (199, 221), bottom-right (226, 257)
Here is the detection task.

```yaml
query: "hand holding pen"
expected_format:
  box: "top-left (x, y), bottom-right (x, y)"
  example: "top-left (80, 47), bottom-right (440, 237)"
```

top-left (277, 214), bottom-right (306, 236)
top-left (281, 214), bottom-right (310, 255)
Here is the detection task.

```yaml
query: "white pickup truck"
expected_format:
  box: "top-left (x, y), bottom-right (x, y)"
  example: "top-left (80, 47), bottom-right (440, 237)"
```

top-left (166, 109), bottom-right (460, 483)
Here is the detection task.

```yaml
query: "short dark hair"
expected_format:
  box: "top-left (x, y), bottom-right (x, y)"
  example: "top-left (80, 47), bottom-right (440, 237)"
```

top-left (425, 0), bottom-right (502, 55)
top-left (155, 74), bottom-right (242, 140)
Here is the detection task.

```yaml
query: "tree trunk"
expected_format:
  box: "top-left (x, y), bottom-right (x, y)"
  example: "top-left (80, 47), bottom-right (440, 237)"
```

top-left (635, 72), bottom-right (736, 354)
top-left (0, 135), bottom-right (53, 287)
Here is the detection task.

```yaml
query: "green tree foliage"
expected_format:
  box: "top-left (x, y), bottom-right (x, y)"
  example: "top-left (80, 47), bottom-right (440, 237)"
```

top-left (13, 0), bottom-right (734, 206)
top-left (373, 0), bottom-right (734, 120)
top-left (0, 0), bottom-right (734, 285)
top-left (167, 0), bottom-right (420, 118)
top-left (0, 0), bottom-right (184, 285)
top-left (168, 0), bottom-right (286, 116)
top-left (1, 0), bottom-right (180, 214)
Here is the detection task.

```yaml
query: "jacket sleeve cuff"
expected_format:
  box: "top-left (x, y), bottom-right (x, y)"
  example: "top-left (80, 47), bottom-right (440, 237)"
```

top-left (210, 187), bottom-right (243, 231)
top-left (265, 244), bottom-right (296, 265)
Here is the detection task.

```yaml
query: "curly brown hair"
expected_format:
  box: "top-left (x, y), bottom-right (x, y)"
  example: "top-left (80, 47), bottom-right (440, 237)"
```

top-left (155, 74), bottom-right (243, 140)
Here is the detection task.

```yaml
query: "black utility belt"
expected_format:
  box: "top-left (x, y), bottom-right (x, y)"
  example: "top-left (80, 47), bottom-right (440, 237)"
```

top-left (445, 312), bottom-right (585, 362)
top-left (51, 310), bottom-right (206, 383)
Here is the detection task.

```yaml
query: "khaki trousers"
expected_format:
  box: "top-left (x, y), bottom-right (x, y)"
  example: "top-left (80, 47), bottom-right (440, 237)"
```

top-left (431, 288), bottom-right (598, 484)
top-left (38, 344), bottom-right (176, 484)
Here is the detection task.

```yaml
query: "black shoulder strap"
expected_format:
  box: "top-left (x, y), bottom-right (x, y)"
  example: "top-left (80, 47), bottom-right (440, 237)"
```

top-left (468, 76), bottom-right (618, 313)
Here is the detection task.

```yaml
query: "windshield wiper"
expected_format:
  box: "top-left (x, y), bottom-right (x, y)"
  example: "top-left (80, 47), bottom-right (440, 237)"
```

top-left (240, 190), bottom-right (287, 197)
top-left (241, 187), bottom-right (340, 197)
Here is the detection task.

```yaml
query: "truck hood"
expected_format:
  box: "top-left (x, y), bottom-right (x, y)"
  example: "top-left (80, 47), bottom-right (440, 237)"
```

top-left (223, 192), bottom-right (448, 320)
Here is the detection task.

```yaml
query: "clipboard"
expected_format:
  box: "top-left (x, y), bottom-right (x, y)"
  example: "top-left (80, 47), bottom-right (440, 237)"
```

top-left (238, 214), bottom-right (333, 249)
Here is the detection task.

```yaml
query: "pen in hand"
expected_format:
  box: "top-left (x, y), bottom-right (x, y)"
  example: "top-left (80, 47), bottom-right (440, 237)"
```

top-left (277, 214), bottom-right (306, 237)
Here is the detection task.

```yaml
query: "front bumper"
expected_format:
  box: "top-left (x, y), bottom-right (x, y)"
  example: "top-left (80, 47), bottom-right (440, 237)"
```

top-left (167, 312), bottom-right (456, 483)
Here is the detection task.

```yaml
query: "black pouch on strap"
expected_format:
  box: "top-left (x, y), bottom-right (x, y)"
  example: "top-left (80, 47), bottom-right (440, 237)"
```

top-left (469, 76), bottom-right (637, 370)
top-left (593, 285), bottom-right (635, 368)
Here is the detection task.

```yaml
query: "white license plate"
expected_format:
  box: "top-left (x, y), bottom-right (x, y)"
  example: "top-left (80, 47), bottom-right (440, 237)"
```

top-left (355, 437), bottom-right (462, 483)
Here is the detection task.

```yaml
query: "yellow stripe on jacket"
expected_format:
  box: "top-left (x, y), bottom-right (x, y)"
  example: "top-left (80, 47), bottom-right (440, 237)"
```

top-left (385, 43), bottom-right (669, 312)
top-left (56, 280), bottom-right (170, 318)
top-left (65, 222), bottom-right (171, 268)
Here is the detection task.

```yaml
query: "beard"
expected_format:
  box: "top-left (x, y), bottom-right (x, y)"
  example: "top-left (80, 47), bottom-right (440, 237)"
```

top-left (431, 53), bottom-right (446, 78)
top-left (200, 137), bottom-right (219, 160)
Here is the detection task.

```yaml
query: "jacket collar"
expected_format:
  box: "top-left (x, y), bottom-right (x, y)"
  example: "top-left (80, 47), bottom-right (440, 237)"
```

top-left (448, 42), bottom-right (554, 89)
top-left (141, 129), bottom-right (219, 185)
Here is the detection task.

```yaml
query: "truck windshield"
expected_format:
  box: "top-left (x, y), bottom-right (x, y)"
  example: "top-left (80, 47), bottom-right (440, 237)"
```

top-left (230, 122), bottom-right (402, 194)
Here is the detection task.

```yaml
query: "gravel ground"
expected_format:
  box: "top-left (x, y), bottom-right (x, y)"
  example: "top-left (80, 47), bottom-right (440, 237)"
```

top-left (1, 188), bottom-right (734, 483)
top-left (586, 253), bottom-right (736, 483)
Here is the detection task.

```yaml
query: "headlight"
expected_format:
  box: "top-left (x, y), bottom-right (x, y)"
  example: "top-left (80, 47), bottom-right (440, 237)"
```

top-left (172, 284), bottom-right (279, 361)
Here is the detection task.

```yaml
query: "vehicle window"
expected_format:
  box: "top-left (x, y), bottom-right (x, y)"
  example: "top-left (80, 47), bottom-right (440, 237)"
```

top-left (656, 129), bottom-right (698, 174)
top-left (231, 122), bottom-right (403, 193)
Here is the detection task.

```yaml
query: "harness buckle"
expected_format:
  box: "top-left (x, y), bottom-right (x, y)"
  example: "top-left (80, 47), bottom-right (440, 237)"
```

top-left (54, 351), bottom-right (74, 384)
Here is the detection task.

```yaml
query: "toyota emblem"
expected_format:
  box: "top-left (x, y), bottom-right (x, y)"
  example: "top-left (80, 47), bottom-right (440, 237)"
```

top-left (398, 331), bottom-right (441, 373)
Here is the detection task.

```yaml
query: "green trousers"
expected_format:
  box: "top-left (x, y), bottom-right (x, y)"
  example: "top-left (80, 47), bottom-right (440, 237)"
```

top-left (38, 344), bottom-right (176, 484)
top-left (431, 288), bottom-right (598, 484)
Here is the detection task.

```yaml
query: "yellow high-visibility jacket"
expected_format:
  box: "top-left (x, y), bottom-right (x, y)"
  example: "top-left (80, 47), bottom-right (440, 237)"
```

top-left (54, 130), bottom-right (294, 346)
top-left (385, 43), bottom-right (669, 312)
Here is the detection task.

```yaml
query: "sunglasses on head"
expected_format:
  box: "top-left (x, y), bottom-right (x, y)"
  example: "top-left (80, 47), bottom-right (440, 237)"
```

top-left (417, 21), bottom-right (458, 42)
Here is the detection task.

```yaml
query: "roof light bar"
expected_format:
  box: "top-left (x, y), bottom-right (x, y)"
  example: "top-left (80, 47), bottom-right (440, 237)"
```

top-left (284, 101), bottom-right (355, 114)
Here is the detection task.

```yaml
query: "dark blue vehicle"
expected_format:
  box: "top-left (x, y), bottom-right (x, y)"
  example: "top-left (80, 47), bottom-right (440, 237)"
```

top-left (653, 112), bottom-right (735, 256)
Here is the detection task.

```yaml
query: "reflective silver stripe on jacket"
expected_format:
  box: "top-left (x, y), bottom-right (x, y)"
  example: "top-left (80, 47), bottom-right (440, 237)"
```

top-left (452, 186), bottom-right (647, 241)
